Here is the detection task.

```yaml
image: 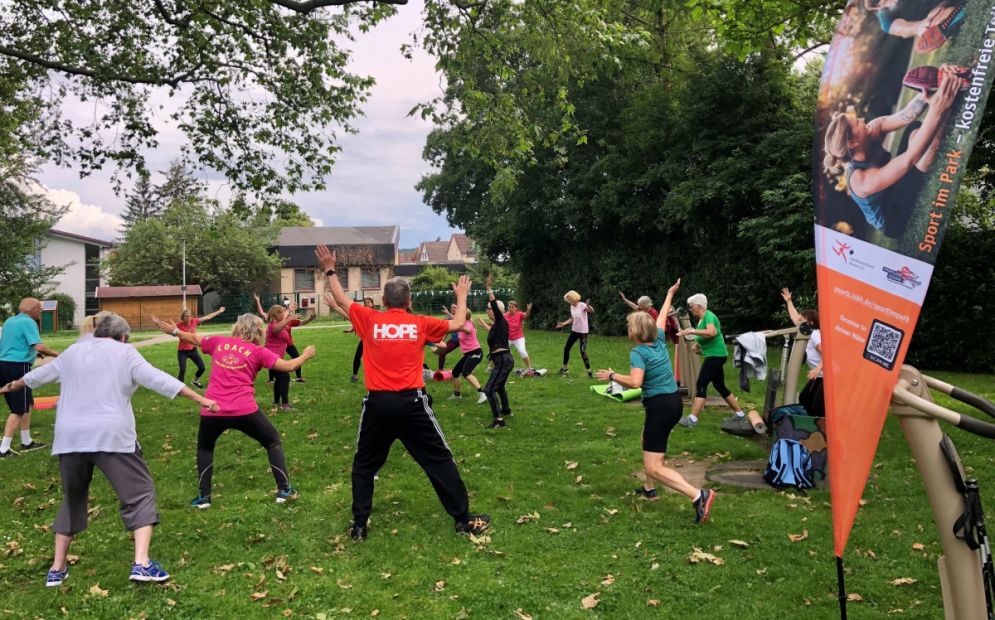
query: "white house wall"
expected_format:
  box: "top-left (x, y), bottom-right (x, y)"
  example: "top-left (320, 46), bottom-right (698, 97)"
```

top-left (40, 236), bottom-right (86, 326)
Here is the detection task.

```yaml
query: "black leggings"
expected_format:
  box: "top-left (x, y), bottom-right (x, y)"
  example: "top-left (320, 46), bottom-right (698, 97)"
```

top-left (484, 351), bottom-right (514, 418)
top-left (273, 370), bottom-right (290, 405)
top-left (177, 349), bottom-right (205, 382)
top-left (696, 356), bottom-right (731, 399)
top-left (799, 376), bottom-right (825, 417)
top-left (196, 410), bottom-right (290, 497)
top-left (353, 341), bottom-right (364, 376)
top-left (563, 331), bottom-right (590, 369)
top-left (286, 344), bottom-right (302, 379)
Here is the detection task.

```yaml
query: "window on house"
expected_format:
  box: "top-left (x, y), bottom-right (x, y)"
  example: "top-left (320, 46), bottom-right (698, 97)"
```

top-left (337, 269), bottom-right (349, 290)
top-left (294, 268), bottom-right (315, 291)
top-left (361, 268), bottom-right (381, 289)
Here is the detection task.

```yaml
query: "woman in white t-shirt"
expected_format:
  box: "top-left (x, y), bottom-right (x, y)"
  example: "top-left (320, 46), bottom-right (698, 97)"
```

top-left (556, 290), bottom-right (594, 378)
top-left (781, 288), bottom-right (824, 417)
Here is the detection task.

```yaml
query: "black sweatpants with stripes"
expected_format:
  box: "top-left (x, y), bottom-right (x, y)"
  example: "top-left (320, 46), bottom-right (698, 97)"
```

top-left (351, 389), bottom-right (469, 527)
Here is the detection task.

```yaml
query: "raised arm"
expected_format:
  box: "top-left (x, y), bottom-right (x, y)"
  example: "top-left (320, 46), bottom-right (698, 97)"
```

top-left (441, 305), bottom-right (455, 319)
top-left (447, 276), bottom-right (472, 333)
top-left (523, 302), bottom-right (533, 319)
top-left (316, 245), bottom-right (352, 312)
top-left (585, 299), bottom-right (595, 314)
top-left (272, 304), bottom-right (297, 331)
top-left (658, 279), bottom-right (680, 330)
top-left (781, 288), bottom-right (804, 326)
top-left (152, 316), bottom-right (204, 348)
top-left (272, 344), bottom-right (316, 372)
top-left (476, 317), bottom-right (492, 332)
top-left (254, 294), bottom-right (266, 319)
top-left (298, 310), bottom-right (316, 326)
top-left (199, 306), bottom-right (226, 323)
top-left (618, 291), bottom-right (639, 311)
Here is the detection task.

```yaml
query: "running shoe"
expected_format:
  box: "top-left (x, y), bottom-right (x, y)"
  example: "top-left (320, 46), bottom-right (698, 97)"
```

top-left (558, 367), bottom-right (568, 376)
top-left (0, 449), bottom-right (19, 458)
top-left (129, 560), bottom-right (170, 583)
top-left (693, 489), bottom-right (716, 524)
top-left (21, 441), bottom-right (47, 452)
top-left (634, 487), bottom-right (660, 500)
top-left (190, 495), bottom-right (212, 509)
top-left (678, 415), bottom-right (698, 428)
top-left (192, 380), bottom-right (203, 389)
top-left (476, 391), bottom-right (488, 405)
top-left (294, 378), bottom-right (306, 383)
top-left (350, 375), bottom-right (359, 383)
top-left (587, 371), bottom-right (594, 379)
top-left (46, 566), bottom-right (69, 587)
top-left (449, 393), bottom-right (462, 400)
top-left (349, 522), bottom-right (368, 541)
top-left (280, 404), bottom-right (293, 411)
top-left (456, 514), bottom-right (491, 535)
top-left (488, 419), bottom-right (507, 429)
top-left (276, 487), bottom-right (298, 504)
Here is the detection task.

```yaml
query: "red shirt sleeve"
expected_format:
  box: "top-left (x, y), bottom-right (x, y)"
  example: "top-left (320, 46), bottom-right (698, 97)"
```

top-left (421, 315), bottom-right (450, 344)
top-left (349, 303), bottom-right (373, 339)
top-left (290, 319), bottom-right (302, 327)
top-left (201, 336), bottom-right (217, 355)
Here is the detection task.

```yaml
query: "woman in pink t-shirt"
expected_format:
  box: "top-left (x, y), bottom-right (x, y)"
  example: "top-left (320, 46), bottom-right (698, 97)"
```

top-left (175, 306), bottom-right (225, 387)
top-left (556, 290), bottom-right (595, 378)
top-left (449, 311), bottom-right (487, 404)
top-left (504, 300), bottom-right (533, 370)
top-left (152, 313), bottom-right (315, 509)
top-left (265, 305), bottom-right (298, 411)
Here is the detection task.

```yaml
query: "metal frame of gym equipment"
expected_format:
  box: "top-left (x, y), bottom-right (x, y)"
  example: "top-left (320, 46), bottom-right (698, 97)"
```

top-left (890, 366), bottom-right (995, 620)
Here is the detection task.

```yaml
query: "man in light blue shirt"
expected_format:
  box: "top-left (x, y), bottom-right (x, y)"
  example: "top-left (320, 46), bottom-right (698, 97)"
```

top-left (0, 298), bottom-right (60, 457)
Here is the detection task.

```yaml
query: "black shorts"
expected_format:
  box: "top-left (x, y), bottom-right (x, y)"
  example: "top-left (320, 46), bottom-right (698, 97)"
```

top-left (0, 361), bottom-right (33, 415)
top-left (642, 392), bottom-right (683, 453)
top-left (452, 349), bottom-right (483, 378)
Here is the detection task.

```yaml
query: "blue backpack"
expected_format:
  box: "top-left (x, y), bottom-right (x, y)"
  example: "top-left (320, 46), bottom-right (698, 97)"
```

top-left (763, 439), bottom-right (815, 491)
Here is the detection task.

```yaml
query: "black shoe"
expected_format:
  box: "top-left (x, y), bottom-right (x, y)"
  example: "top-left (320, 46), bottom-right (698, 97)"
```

top-left (20, 441), bottom-right (47, 452)
top-left (634, 486), bottom-right (660, 500)
top-left (192, 380), bottom-right (204, 389)
top-left (693, 489), bottom-right (716, 524)
top-left (488, 419), bottom-right (507, 429)
top-left (349, 522), bottom-right (368, 541)
top-left (0, 449), bottom-right (19, 458)
top-left (293, 378), bottom-right (305, 383)
top-left (455, 514), bottom-right (491, 536)
top-left (587, 371), bottom-right (594, 379)
top-left (558, 368), bottom-right (568, 376)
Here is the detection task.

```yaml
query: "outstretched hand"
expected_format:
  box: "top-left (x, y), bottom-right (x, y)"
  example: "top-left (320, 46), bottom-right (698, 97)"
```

top-left (595, 368), bottom-right (614, 381)
top-left (485, 274), bottom-right (494, 290)
top-left (452, 275), bottom-right (472, 297)
top-left (302, 344), bottom-right (317, 359)
top-left (201, 398), bottom-right (220, 413)
top-left (780, 288), bottom-right (792, 302)
top-left (151, 316), bottom-right (178, 335)
top-left (667, 278), bottom-right (681, 296)
top-left (315, 245), bottom-right (337, 272)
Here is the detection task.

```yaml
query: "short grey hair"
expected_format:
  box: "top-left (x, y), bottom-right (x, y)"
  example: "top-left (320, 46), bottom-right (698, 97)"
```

top-left (382, 277), bottom-right (411, 309)
top-left (636, 295), bottom-right (653, 309)
top-left (687, 293), bottom-right (708, 310)
top-left (93, 312), bottom-right (131, 341)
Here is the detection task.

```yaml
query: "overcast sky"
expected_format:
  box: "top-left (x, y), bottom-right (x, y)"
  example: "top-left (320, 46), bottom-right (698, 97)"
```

top-left (39, 0), bottom-right (457, 249)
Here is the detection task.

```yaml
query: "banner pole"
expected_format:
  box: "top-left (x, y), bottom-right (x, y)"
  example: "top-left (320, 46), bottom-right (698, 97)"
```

top-left (836, 555), bottom-right (848, 620)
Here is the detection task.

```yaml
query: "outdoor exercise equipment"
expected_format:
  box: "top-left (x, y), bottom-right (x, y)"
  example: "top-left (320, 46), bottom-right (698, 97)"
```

top-left (883, 366), bottom-right (995, 620)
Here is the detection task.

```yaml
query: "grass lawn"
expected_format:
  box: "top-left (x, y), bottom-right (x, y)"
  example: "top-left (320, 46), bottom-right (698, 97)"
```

top-left (1, 326), bottom-right (993, 618)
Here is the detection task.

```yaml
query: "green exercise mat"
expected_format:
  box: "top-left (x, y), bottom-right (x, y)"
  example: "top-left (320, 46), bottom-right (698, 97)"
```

top-left (590, 383), bottom-right (643, 402)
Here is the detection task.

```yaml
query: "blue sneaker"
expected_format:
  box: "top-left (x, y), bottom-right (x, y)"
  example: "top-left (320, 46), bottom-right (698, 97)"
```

top-left (276, 487), bottom-right (298, 504)
top-left (130, 560), bottom-right (169, 583)
top-left (190, 495), bottom-right (212, 509)
top-left (46, 566), bottom-right (69, 587)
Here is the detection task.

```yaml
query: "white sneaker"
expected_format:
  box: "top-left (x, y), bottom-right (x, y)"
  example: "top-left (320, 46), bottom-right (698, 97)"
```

top-left (476, 392), bottom-right (488, 405)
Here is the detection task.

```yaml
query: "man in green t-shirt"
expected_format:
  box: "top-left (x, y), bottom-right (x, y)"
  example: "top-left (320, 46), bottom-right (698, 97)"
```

top-left (675, 294), bottom-right (745, 429)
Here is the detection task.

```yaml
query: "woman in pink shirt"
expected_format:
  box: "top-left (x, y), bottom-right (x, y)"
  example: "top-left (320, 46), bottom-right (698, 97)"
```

top-left (450, 311), bottom-right (487, 404)
top-left (152, 313), bottom-right (315, 509)
top-left (265, 305), bottom-right (298, 411)
top-left (504, 300), bottom-right (533, 370)
top-left (556, 290), bottom-right (595, 378)
top-left (175, 306), bottom-right (225, 388)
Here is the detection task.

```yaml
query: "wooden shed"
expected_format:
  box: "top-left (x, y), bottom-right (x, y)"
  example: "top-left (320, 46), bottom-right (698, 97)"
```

top-left (95, 285), bottom-right (202, 332)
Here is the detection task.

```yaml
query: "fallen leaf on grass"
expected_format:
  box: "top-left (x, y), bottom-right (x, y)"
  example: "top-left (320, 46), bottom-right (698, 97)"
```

top-left (309, 566), bottom-right (324, 575)
top-left (847, 593), bottom-right (864, 602)
top-left (513, 609), bottom-right (533, 620)
top-left (605, 508), bottom-right (619, 516)
top-left (166, 598), bottom-right (177, 607)
top-left (912, 543), bottom-right (925, 551)
top-left (336, 579), bottom-right (352, 589)
top-left (688, 548), bottom-right (725, 565)
top-left (890, 578), bottom-right (917, 586)
top-left (788, 530), bottom-right (809, 542)
top-left (250, 591), bottom-right (268, 601)
top-left (650, 563), bottom-right (660, 571)
top-left (647, 599), bottom-right (661, 607)
top-left (89, 583), bottom-right (109, 597)
top-left (545, 528), bottom-right (560, 535)
top-left (515, 512), bottom-right (540, 525)
top-left (468, 534), bottom-right (491, 545)
top-left (4, 541), bottom-right (22, 556)
top-left (574, 475), bottom-right (583, 484)
top-left (381, 572), bottom-right (393, 579)
top-left (601, 574), bottom-right (615, 586)
top-left (434, 581), bottom-right (446, 592)
top-left (282, 610), bottom-right (293, 618)
top-left (565, 461), bottom-right (579, 470)
top-left (581, 592), bottom-right (600, 610)
top-left (275, 569), bottom-right (287, 581)
top-left (729, 540), bottom-right (750, 548)
top-left (605, 427), bottom-right (617, 437)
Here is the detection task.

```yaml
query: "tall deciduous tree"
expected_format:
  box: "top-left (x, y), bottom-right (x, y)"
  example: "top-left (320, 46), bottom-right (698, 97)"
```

top-left (0, 0), bottom-right (406, 196)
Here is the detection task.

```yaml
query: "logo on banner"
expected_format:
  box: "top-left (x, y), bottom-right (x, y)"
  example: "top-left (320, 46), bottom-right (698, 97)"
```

top-left (832, 239), bottom-right (853, 263)
top-left (881, 266), bottom-right (922, 289)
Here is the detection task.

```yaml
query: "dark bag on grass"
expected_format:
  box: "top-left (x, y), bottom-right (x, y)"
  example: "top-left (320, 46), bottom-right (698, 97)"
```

top-left (768, 403), bottom-right (809, 428)
top-left (763, 439), bottom-right (814, 491)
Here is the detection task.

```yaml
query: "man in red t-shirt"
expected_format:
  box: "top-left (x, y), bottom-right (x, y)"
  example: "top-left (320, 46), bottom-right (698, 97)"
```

top-left (316, 245), bottom-right (490, 541)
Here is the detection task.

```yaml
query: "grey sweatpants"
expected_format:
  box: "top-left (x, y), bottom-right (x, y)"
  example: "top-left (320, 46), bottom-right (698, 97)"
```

top-left (54, 447), bottom-right (159, 536)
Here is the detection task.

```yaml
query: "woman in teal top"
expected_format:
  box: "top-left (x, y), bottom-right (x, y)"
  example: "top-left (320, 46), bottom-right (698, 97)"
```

top-left (596, 279), bottom-right (715, 525)
top-left (676, 293), bottom-right (745, 429)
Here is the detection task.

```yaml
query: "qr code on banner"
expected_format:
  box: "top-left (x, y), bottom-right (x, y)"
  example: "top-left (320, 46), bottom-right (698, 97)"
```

top-left (863, 319), bottom-right (905, 371)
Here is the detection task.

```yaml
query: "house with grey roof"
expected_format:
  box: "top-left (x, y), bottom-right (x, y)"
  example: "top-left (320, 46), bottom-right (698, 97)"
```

top-left (273, 226), bottom-right (399, 309)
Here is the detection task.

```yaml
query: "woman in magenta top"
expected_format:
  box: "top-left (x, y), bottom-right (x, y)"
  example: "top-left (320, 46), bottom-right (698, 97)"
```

top-left (152, 313), bottom-right (315, 509)
top-left (450, 311), bottom-right (487, 403)
top-left (265, 305), bottom-right (297, 410)
top-left (504, 300), bottom-right (533, 370)
top-left (175, 306), bottom-right (225, 387)
top-left (255, 294), bottom-right (314, 383)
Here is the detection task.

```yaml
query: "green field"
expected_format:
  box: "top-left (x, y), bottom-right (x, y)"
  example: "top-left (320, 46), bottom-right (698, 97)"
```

top-left (1, 327), bottom-right (992, 618)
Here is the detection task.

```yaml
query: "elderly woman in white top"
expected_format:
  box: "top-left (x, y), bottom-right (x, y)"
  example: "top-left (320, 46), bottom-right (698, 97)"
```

top-left (0, 313), bottom-right (217, 587)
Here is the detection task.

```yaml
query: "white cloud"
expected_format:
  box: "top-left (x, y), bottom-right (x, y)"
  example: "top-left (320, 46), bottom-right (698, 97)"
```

top-left (44, 187), bottom-right (121, 242)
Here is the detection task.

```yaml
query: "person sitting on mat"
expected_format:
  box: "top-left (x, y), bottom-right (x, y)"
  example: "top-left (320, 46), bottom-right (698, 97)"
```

top-left (822, 67), bottom-right (960, 238)
top-left (596, 279), bottom-right (716, 524)
top-left (781, 288), bottom-right (825, 417)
